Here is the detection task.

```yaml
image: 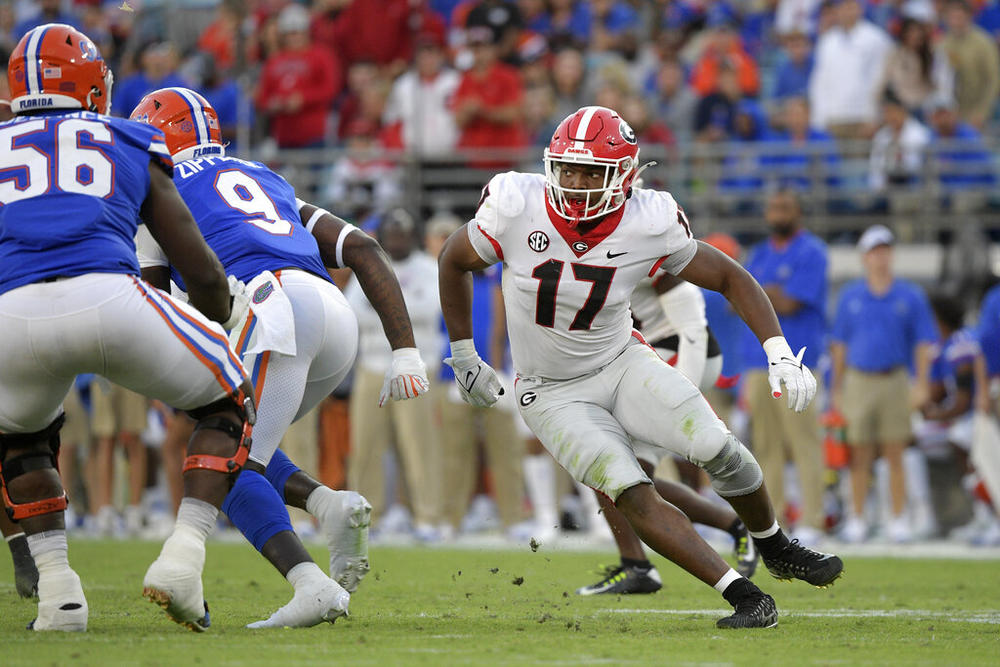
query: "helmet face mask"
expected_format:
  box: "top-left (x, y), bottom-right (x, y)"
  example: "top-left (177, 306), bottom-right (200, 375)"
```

top-left (8, 24), bottom-right (112, 115)
top-left (544, 106), bottom-right (640, 227)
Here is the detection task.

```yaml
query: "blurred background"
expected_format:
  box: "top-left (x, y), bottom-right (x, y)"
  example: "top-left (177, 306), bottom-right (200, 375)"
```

top-left (6, 0), bottom-right (1000, 553)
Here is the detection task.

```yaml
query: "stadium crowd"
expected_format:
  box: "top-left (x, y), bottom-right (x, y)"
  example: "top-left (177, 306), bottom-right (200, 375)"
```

top-left (2, 0), bottom-right (999, 559)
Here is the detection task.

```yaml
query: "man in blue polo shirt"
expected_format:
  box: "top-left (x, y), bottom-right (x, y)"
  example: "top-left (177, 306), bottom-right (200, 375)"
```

top-left (830, 225), bottom-right (937, 543)
top-left (742, 189), bottom-right (828, 543)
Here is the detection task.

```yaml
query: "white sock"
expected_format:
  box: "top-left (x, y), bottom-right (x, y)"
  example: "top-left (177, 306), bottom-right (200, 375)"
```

top-left (749, 520), bottom-right (780, 540)
top-left (286, 561), bottom-right (327, 592)
top-left (523, 454), bottom-right (559, 528)
top-left (713, 568), bottom-right (742, 593)
top-left (174, 497), bottom-right (218, 542)
top-left (27, 530), bottom-right (69, 568)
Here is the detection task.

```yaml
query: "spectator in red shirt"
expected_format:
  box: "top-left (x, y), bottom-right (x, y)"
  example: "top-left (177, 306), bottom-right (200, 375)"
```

top-left (452, 25), bottom-right (526, 161)
top-left (255, 3), bottom-right (342, 148)
top-left (332, 0), bottom-right (442, 78)
top-left (690, 12), bottom-right (760, 98)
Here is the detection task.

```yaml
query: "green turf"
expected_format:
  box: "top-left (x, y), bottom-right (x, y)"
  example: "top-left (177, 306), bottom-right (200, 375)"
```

top-left (1, 540), bottom-right (997, 665)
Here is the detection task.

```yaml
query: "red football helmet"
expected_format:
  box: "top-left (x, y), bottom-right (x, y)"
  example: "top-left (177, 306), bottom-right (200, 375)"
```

top-left (544, 106), bottom-right (641, 225)
top-left (130, 87), bottom-right (224, 162)
top-left (8, 23), bottom-right (113, 115)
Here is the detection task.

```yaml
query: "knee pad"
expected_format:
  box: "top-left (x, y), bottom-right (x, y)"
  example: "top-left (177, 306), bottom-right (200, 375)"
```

top-left (699, 435), bottom-right (763, 498)
top-left (183, 388), bottom-right (255, 480)
top-left (221, 470), bottom-right (293, 552)
top-left (264, 449), bottom-right (300, 503)
top-left (0, 414), bottom-right (68, 521)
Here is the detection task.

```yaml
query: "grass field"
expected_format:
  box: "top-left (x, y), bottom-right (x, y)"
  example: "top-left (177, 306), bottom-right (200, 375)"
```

top-left (1, 539), bottom-right (998, 665)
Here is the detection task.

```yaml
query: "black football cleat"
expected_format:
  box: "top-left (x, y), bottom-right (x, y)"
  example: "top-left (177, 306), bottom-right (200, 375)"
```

top-left (576, 564), bottom-right (662, 596)
top-left (716, 590), bottom-right (778, 629)
top-left (762, 539), bottom-right (843, 587)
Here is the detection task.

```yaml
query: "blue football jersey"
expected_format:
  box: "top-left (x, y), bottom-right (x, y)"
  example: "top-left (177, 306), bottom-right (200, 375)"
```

top-left (0, 110), bottom-right (173, 295)
top-left (169, 156), bottom-right (330, 288)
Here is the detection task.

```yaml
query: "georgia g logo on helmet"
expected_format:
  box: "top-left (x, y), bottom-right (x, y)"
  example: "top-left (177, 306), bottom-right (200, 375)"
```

top-left (542, 106), bottom-right (644, 226)
top-left (619, 120), bottom-right (637, 145)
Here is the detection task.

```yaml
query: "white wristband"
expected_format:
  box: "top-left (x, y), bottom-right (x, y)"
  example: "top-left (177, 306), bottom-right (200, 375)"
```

top-left (449, 338), bottom-right (478, 363)
top-left (391, 347), bottom-right (421, 363)
top-left (762, 336), bottom-right (794, 363)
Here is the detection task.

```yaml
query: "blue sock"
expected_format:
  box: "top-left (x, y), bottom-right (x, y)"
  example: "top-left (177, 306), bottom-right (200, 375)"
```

top-left (264, 448), bottom-right (301, 503)
top-left (222, 470), bottom-right (293, 552)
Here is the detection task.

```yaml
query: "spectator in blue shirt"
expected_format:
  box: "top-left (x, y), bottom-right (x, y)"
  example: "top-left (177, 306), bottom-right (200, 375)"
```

top-left (13, 0), bottom-right (79, 40)
top-left (830, 225), bottom-right (938, 543)
top-left (113, 42), bottom-right (188, 118)
top-left (927, 95), bottom-right (997, 191)
top-left (771, 29), bottom-right (814, 100)
top-left (701, 232), bottom-right (748, 425)
top-left (760, 96), bottom-right (841, 191)
top-left (741, 188), bottom-right (828, 542)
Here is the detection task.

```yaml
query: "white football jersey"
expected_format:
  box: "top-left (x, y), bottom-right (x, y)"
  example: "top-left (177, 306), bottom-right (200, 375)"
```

top-left (468, 172), bottom-right (697, 380)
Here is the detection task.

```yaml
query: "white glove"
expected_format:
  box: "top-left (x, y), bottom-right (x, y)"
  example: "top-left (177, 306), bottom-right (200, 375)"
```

top-left (764, 336), bottom-right (817, 413)
top-left (379, 347), bottom-right (430, 407)
top-left (443, 339), bottom-right (504, 408)
top-left (222, 275), bottom-right (251, 330)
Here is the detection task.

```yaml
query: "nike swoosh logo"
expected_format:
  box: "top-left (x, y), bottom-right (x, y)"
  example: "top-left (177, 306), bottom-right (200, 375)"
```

top-left (683, 334), bottom-right (696, 344)
top-left (461, 367), bottom-right (481, 392)
top-left (606, 251), bottom-right (628, 259)
top-left (770, 356), bottom-right (803, 369)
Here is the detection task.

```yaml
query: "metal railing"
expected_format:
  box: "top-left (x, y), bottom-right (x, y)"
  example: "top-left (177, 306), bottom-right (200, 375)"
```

top-left (246, 138), bottom-right (1000, 243)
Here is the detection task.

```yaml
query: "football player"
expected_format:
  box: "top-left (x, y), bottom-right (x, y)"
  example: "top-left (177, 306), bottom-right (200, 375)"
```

top-left (576, 273), bottom-right (758, 595)
top-left (130, 88), bottom-right (429, 628)
top-left (439, 106), bottom-right (843, 629)
top-left (1, 24), bottom-right (254, 632)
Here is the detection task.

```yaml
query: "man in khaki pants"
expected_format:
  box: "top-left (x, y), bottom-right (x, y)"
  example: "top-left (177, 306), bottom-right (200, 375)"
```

top-left (741, 190), bottom-right (828, 542)
top-left (830, 225), bottom-right (936, 542)
top-left (91, 378), bottom-right (149, 536)
top-left (346, 210), bottom-right (444, 540)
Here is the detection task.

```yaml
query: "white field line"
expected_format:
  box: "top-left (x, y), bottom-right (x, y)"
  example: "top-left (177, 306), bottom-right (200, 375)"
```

top-left (599, 608), bottom-right (1000, 624)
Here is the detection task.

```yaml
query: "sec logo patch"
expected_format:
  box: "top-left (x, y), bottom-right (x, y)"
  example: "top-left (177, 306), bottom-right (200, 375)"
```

top-left (528, 231), bottom-right (549, 252)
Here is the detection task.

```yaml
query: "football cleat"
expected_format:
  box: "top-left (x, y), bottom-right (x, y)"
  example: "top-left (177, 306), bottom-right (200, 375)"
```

top-left (576, 564), bottom-right (662, 596)
top-left (142, 536), bottom-right (210, 632)
top-left (733, 528), bottom-right (759, 578)
top-left (246, 578), bottom-right (349, 629)
top-left (716, 590), bottom-right (778, 629)
top-left (761, 539), bottom-right (843, 587)
top-left (313, 490), bottom-right (371, 593)
top-left (29, 567), bottom-right (88, 632)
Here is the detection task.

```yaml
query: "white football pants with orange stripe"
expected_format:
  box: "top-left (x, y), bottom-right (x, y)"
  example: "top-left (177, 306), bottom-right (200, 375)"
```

top-left (0, 273), bottom-right (247, 433)
top-left (234, 269), bottom-right (358, 468)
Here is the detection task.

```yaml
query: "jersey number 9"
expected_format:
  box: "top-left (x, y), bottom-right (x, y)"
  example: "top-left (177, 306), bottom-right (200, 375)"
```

top-left (213, 169), bottom-right (294, 236)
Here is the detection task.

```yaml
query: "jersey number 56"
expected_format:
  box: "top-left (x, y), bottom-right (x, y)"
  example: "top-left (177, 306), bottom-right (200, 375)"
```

top-left (0, 118), bottom-right (113, 204)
